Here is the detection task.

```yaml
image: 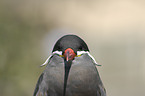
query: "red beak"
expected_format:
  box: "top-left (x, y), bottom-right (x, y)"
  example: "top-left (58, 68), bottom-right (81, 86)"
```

top-left (63, 48), bottom-right (76, 61)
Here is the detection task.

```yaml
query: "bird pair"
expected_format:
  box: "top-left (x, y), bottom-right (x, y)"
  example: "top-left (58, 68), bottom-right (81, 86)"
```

top-left (33, 35), bottom-right (106, 96)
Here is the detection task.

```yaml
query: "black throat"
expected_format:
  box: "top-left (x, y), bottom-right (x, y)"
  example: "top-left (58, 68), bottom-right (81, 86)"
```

top-left (63, 60), bottom-right (72, 96)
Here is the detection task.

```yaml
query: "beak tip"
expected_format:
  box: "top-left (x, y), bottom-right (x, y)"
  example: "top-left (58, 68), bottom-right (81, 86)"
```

top-left (66, 57), bottom-right (69, 62)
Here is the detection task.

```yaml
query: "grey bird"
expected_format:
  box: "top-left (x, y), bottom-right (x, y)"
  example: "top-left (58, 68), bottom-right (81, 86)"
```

top-left (33, 35), bottom-right (106, 96)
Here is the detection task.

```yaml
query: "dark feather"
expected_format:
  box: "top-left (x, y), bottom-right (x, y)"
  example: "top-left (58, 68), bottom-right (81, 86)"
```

top-left (33, 73), bottom-right (44, 96)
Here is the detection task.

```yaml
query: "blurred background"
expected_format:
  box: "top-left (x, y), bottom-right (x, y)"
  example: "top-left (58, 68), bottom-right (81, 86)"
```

top-left (0, 0), bottom-right (145, 96)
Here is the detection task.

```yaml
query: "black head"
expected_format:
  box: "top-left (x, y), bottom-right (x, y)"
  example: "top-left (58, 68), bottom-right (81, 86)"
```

top-left (52, 35), bottom-right (89, 54)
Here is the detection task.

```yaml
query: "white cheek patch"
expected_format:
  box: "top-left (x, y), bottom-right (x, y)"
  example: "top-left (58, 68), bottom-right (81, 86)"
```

top-left (77, 51), bottom-right (87, 56)
top-left (40, 51), bottom-right (62, 67)
top-left (52, 51), bottom-right (62, 56)
top-left (77, 51), bottom-right (101, 66)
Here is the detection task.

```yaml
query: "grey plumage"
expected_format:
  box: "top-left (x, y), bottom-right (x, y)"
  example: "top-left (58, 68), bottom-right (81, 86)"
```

top-left (33, 53), bottom-right (106, 96)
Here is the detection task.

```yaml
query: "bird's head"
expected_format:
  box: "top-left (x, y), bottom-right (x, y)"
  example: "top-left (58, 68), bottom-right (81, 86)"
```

top-left (52, 35), bottom-right (89, 61)
top-left (41, 34), bottom-right (100, 67)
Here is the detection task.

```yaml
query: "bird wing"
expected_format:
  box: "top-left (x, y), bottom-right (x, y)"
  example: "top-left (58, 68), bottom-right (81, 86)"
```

top-left (33, 54), bottom-right (64, 96)
top-left (33, 54), bottom-right (57, 96)
top-left (73, 53), bottom-right (106, 96)
top-left (88, 54), bottom-right (106, 96)
top-left (97, 84), bottom-right (106, 96)
top-left (33, 73), bottom-right (44, 96)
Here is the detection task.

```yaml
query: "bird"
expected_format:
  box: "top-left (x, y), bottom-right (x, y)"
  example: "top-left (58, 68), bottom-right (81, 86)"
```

top-left (33, 34), bottom-right (106, 96)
